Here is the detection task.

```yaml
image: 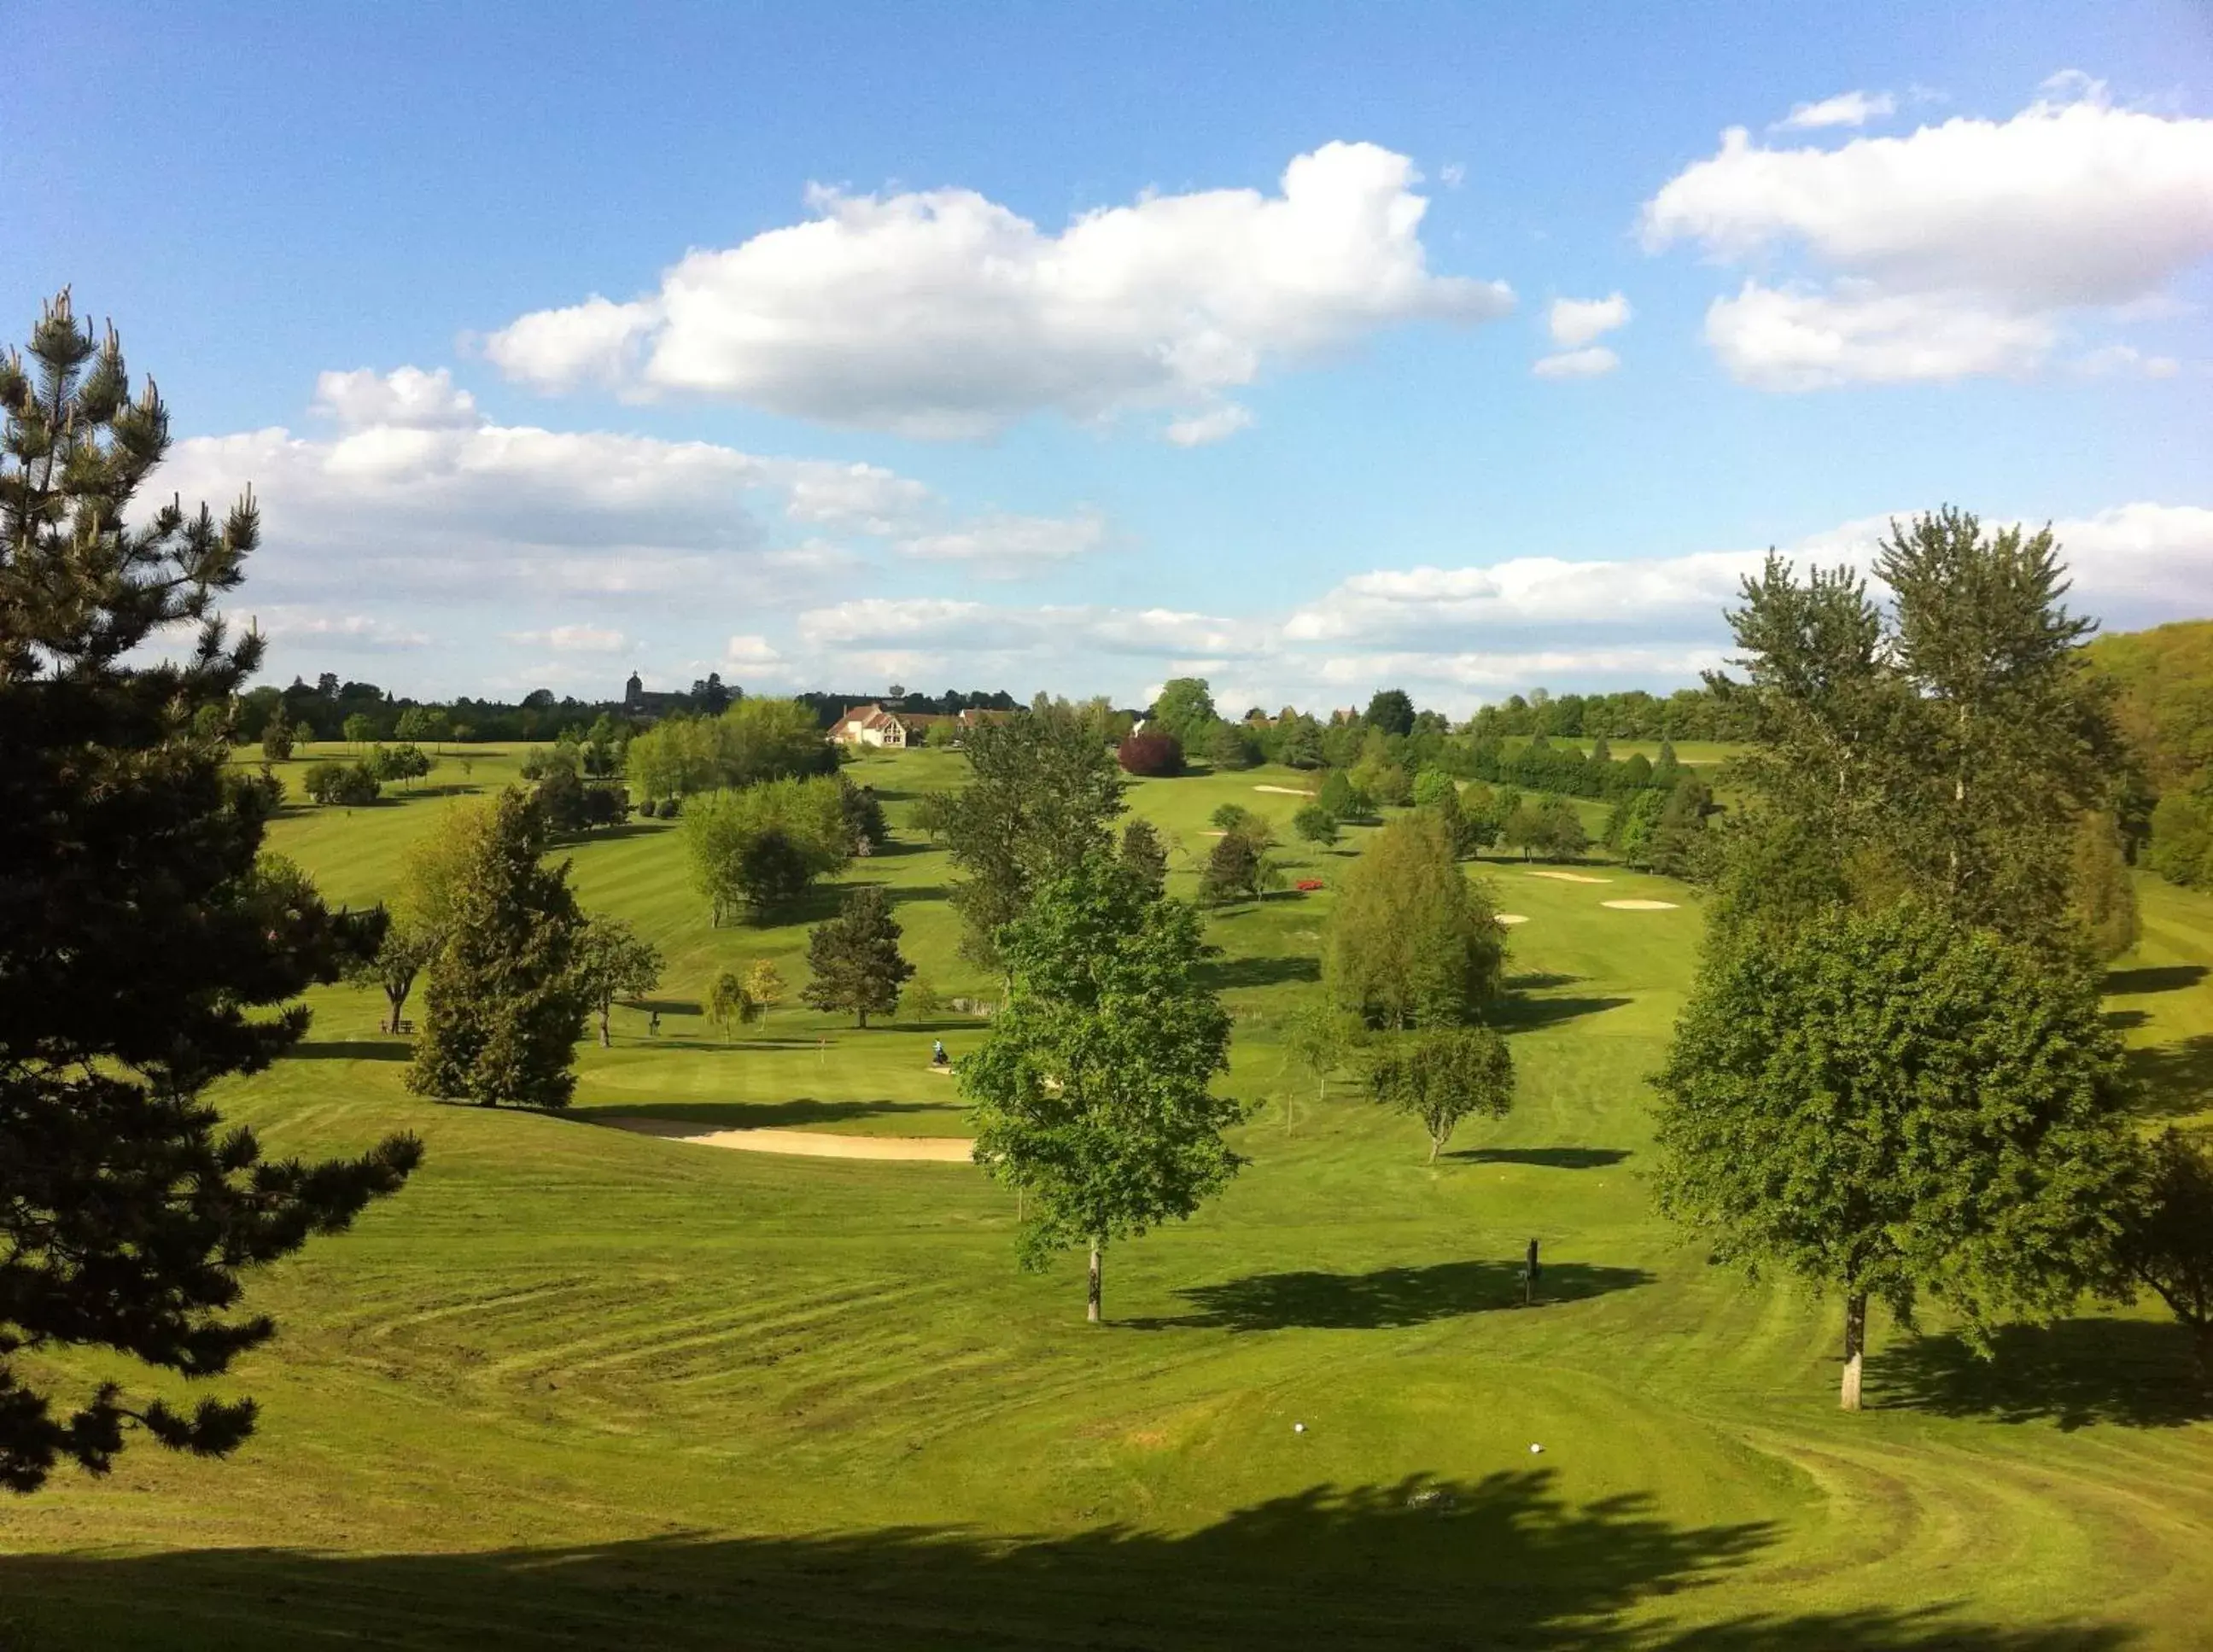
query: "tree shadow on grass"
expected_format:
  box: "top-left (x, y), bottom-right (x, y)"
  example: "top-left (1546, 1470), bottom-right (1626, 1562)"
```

top-left (1196, 954), bottom-right (1321, 991)
top-left (1870, 1318), bottom-right (2213, 1431)
top-left (1124, 1258), bottom-right (1652, 1332)
top-left (1506, 971), bottom-right (1585, 992)
top-left (1487, 994), bottom-right (1636, 1032)
top-left (284, 1039), bottom-right (412, 1062)
top-left (0, 1472), bottom-right (2132, 1650)
top-left (865, 837), bottom-right (932, 858)
top-left (2105, 964), bottom-right (2208, 995)
top-left (2123, 1035), bottom-right (2213, 1119)
top-left (885, 884), bottom-right (952, 907)
top-left (1451, 1146), bottom-right (1632, 1170)
top-left (577, 1098), bottom-right (949, 1132)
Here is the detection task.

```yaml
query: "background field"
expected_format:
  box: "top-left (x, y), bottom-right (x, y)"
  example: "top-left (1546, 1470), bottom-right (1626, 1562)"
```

top-left (3, 744), bottom-right (2209, 1649)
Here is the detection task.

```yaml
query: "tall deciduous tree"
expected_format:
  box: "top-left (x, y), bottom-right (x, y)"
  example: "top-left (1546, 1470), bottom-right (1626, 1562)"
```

top-left (962, 855), bottom-right (1241, 1322)
top-left (1147, 677), bottom-right (1217, 749)
top-left (946, 698), bottom-right (1125, 972)
top-left (1370, 1026), bottom-right (1515, 1164)
top-left (1364, 688), bottom-right (1416, 737)
top-left (406, 790), bottom-right (587, 1108)
top-left (706, 969), bottom-right (749, 1042)
top-left (1652, 902), bottom-right (2138, 1410)
top-left (0, 293), bottom-right (419, 1492)
top-left (573, 914), bottom-right (663, 1047)
top-left (1282, 1001), bottom-right (1362, 1129)
top-left (801, 886), bottom-right (914, 1027)
top-left (347, 916), bottom-right (437, 1032)
top-left (1325, 814), bottom-right (1506, 1029)
top-left (741, 960), bottom-right (786, 1022)
top-left (1708, 511), bottom-right (2122, 954)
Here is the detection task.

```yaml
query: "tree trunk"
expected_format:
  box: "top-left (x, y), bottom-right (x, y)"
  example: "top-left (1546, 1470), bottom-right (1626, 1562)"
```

top-left (857, 1008), bottom-right (868, 1029)
top-left (1840, 1291), bottom-right (1868, 1411)
top-left (1087, 1240), bottom-right (1102, 1325)
top-left (1428, 1131), bottom-right (1442, 1166)
top-left (598, 1007), bottom-right (611, 1048)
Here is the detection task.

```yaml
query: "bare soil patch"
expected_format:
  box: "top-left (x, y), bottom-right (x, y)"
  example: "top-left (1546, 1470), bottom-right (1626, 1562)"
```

top-left (1497, 914), bottom-right (1531, 925)
top-left (1527, 870), bottom-right (1612, 884)
top-left (1601, 899), bottom-right (1679, 911)
top-left (602, 1118), bottom-right (976, 1162)
top-left (1252, 785), bottom-right (1313, 797)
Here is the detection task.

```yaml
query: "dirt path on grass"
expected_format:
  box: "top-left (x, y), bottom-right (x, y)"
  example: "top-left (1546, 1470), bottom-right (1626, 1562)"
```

top-left (1526, 870), bottom-right (1612, 884)
top-left (1252, 785), bottom-right (1312, 796)
top-left (602, 1118), bottom-right (977, 1162)
top-left (1602, 899), bottom-right (1679, 911)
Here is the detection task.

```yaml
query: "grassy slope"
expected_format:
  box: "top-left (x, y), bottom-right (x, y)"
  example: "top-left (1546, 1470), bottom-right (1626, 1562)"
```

top-left (2, 744), bottom-right (2209, 1649)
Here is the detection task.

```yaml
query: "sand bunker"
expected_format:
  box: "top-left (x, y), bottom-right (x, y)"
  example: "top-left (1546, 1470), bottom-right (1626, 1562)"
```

top-left (603, 1118), bottom-right (975, 1162)
top-left (1527, 870), bottom-right (1612, 884)
top-left (1601, 899), bottom-right (1679, 911)
top-left (1497, 914), bottom-right (1531, 925)
top-left (1252, 785), bottom-right (1313, 797)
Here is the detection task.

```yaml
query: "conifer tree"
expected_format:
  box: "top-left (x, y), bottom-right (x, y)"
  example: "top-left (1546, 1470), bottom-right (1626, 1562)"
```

top-left (802, 885), bottom-right (914, 1026)
top-left (1118, 817), bottom-right (1170, 895)
top-left (0, 293), bottom-right (419, 1492)
top-left (406, 789), bottom-right (587, 1106)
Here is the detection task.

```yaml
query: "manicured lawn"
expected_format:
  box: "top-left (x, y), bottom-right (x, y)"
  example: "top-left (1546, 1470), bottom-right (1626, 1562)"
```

top-left (3, 744), bottom-right (2208, 1648)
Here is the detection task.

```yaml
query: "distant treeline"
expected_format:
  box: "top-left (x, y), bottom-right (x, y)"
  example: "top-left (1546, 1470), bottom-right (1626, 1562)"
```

top-left (230, 674), bottom-right (1040, 745)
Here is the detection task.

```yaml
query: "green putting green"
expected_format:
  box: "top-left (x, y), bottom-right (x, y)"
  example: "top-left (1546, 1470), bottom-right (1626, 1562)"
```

top-left (3, 741), bottom-right (2208, 1649)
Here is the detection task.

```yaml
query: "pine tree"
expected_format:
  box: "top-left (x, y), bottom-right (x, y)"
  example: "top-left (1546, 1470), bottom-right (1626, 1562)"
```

top-left (1118, 817), bottom-right (1169, 894)
top-left (802, 885), bottom-right (915, 1026)
top-left (0, 293), bottom-right (420, 1492)
top-left (406, 790), bottom-right (587, 1106)
top-left (1200, 828), bottom-right (1264, 904)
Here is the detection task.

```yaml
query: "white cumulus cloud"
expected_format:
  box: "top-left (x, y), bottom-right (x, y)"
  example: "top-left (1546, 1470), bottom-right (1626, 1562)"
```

top-left (895, 511), bottom-right (1108, 579)
top-left (1644, 79), bottom-right (2213, 387)
top-left (152, 369), bottom-right (1104, 605)
top-left (312, 365), bottom-right (480, 429)
top-left (482, 142), bottom-right (1512, 440)
top-left (1165, 405), bottom-right (1257, 447)
top-left (1775, 90), bottom-right (1897, 131)
top-left (1548, 293), bottom-right (1632, 347)
top-left (1533, 347), bottom-right (1621, 380)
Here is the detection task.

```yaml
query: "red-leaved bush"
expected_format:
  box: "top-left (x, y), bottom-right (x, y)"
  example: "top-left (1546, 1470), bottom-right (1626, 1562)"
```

top-left (1118, 730), bottom-right (1186, 777)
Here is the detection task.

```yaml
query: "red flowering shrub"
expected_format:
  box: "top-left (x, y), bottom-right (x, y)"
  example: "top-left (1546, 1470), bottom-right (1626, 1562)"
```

top-left (1117, 730), bottom-right (1186, 777)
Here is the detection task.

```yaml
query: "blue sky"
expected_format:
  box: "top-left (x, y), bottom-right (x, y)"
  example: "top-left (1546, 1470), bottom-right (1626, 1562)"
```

top-left (8, 1), bottom-right (2211, 711)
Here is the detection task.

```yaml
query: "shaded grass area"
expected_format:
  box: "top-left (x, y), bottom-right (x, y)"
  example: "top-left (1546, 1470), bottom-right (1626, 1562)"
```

top-left (1123, 1258), bottom-right (1654, 1331)
top-left (1872, 1320), bottom-right (2213, 1431)
top-left (0, 1473), bottom-right (2136, 1651)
